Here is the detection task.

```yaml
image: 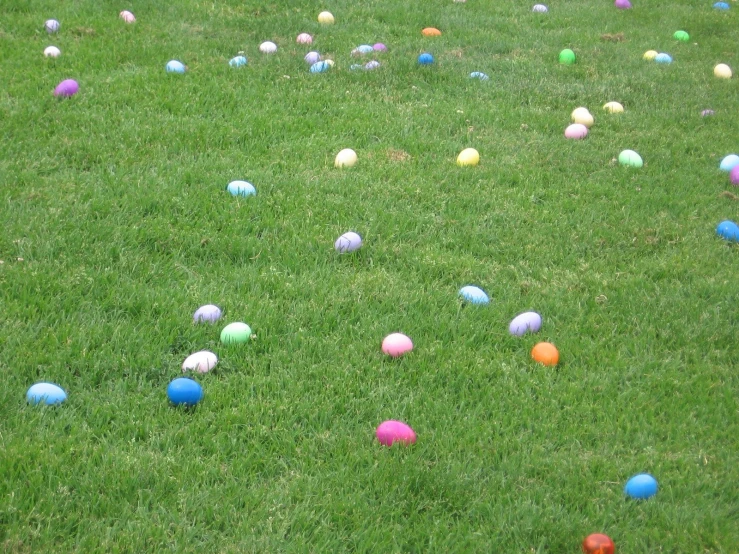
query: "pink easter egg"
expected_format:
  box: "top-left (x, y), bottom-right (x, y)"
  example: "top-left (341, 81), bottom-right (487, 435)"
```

top-left (376, 420), bottom-right (416, 446)
top-left (730, 165), bottom-right (739, 186)
top-left (564, 123), bottom-right (588, 139)
top-left (614, 0), bottom-right (632, 8)
top-left (381, 333), bottom-right (413, 357)
top-left (373, 43), bottom-right (387, 51)
top-left (54, 79), bottom-right (79, 97)
top-left (296, 33), bottom-right (313, 45)
top-left (119, 10), bottom-right (136, 23)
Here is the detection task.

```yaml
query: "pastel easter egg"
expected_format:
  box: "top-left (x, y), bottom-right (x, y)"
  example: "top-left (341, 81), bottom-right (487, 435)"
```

top-left (701, 109), bottom-right (715, 117)
top-left (229, 55), bottom-right (247, 67)
top-left (53, 79), bottom-right (79, 97)
top-left (166, 60), bottom-right (186, 73)
top-left (673, 30), bottom-right (689, 41)
top-left (296, 33), bottom-right (313, 45)
top-left (572, 111), bottom-right (594, 128)
top-left (310, 60), bottom-right (331, 73)
top-left (509, 311), bottom-right (542, 336)
top-left (119, 10), bottom-right (136, 23)
top-left (259, 41), bottom-right (277, 54)
top-left (532, 5), bottom-right (549, 13)
top-left (335, 231), bottom-right (362, 253)
top-left (318, 11), bottom-right (335, 24)
top-left (469, 71), bottom-right (489, 80)
top-left (305, 52), bottom-right (321, 64)
top-left (167, 378), bottom-right (203, 407)
top-left (719, 154), bottom-right (739, 172)
top-left (226, 180), bottom-right (256, 197)
top-left (44, 46), bottom-right (61, 58)
top-left (335, 148), bottom-right (358, 168)
top-left (376, 420), bottom-right (416, 446)
top-left (714, 2), bottom-right (730, 9)
top-left (643, 50), bottom-right (658, 60)
top-left (619, 149), bottom-right (643, 167)
top-left (364, 60), bottom-right (380, 70)
top-left (422, 27), bottom-right (442, 37)
top-left (614, 0), bottom-right (631, 8)
top-left (193, 304), bottom-right (222, 323)
top-left (564, 123), bottom-right (588, 139)
top-left (459, 285), bottom-right (489, 304)
top-left (571, 107), bottom-right (591, 121)
top-left (603, 101), bottom-right (624, 113)
top-left (220, 322), bottom-right (252, 344)
top-left (45, 19), bottom-right (60, 33)
top-left (373, 43), bottom-right (387, 51)
top-left (655, 53), bottom-right (672, 64)
top-left (624, 473), bottom-right (658, 499)
top-left (182, 351), bottom-right (218, 374)
top-left (27, 383), bottom-right (67, 405)
top-left (714, 63), bottom-right (732, 79)
top-left (382, 333), bottom-right (413, 357)
top-left (457, 147), bottom-right (480, 166)
top-left (729, 165), bottom-right (739, 186)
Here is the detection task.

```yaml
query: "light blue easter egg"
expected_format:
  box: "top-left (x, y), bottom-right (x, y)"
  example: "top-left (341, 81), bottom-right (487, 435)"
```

top-left (459, 285), bottom-right (490, 305)
top-left (469, 72), bottom-right (489, 81)
top-left (229, 55), bottom-right (247, 67)
top-left (310, 61), bottom-right (330, 73)
top-left (364, 60), bottom-right (380, 70)
top-left (624, 473), bottom-right (658, 499)
top-left (350, 64), bottom-right (363, 71)
top-left (719, 154), bottom-right (739, 172)
top-left (716, 220), bottom-right (739, 242)
top-left (166, 60), bottom-right (186, 73)
top-left (227, 180), bottom-right (256, 197)
top-left (358, 44), bottom-right (374, 54)
top-left (655, 53), bottom-right (672, 64)
top-left (27, 383), bottom-right (67, 405)
top-left (418, 53), bottom-right (434, 65)
top-left (714, 2), bottom-right (729, 10)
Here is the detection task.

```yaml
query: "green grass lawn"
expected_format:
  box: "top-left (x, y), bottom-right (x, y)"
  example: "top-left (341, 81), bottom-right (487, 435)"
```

top-left (1, 0), bottom-right (738, 551)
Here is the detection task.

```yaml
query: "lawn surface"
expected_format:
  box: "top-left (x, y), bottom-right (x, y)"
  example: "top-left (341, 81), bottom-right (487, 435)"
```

top-left (1, 0), bottom-right (738, 552)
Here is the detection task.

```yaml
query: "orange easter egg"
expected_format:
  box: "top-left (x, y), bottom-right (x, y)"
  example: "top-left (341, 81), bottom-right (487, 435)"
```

top-left (531, 342), bottom-right (559, 366)
top-left (422, 27), bottom-right (442, 36)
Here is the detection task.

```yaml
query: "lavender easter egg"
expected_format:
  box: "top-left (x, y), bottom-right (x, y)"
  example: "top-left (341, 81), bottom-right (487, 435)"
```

top-left (45, 19), bottom-right (60, 33)
top-left (509, 311), bottom-right (543, 336)
top-left (193, 304), bottom-right (222, 323)
top-left (305, 52), bottom-right (321, 64)
top-left (373, 43), bottom-right (387, 51)
top-left (335, 231), bottom-right (362, 253)
top-left (54, 79), bottom-right (79, 97)
top-left (376, 420), bottom-right (416, 446)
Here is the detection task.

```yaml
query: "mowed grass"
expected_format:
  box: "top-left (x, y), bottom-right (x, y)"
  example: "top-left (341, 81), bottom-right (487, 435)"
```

top-left (1, 0), bottom-right (738, 551)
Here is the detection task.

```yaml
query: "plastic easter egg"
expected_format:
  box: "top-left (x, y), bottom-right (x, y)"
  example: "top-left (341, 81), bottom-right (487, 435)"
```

top-left (335, 148), bottom-right (358, 168)
top-left (44, 46), bottom-right (61, 58)
top-left (193, 304), bottom-right (222, 323)
top-left (459, 285), bottom-right (489, 305)
top-left (318, 11), bottom-right (335, 24)
top-left (27, 383), bottom-right (67, 405)
top-left (643, 50), bottom-right (658, 60)
top-left (719, 154), bottom-right (739, 172)
top-left (335, 231), bottom-right (362, 253)
top-left (167, 378), bottom-right (203, 407)
top-left (716, 220), bottom-right (739, 241)
top-left (357, 45), bottom-right (374, 55)
top-left (532, 5), bottom-right (549, 13)
top-left (350, 64), bottom-right (363, 71)
top-left (469, 71), bottom-right (489, 80)
top-left (53, 79), bottom-right (79, 97)
top-left (655, 53), bottom-right (672, 64)
top-left (730, 165), bottom-right (739, 186)
top-left (364, 60), bottom-right (380, 70)
top-left (582, 533), bottom-right (615, 554)
top-left (619, 149), bottom-right (643, 167)
top-left (614, 0), bottom-right (631, 8)
top-left (382, 333), bottom-right (413, 357)
top-left (325, 60), bottom-right (335, 67)
top-left (559, 49), bottom-right (576, 65)
top-left (531, 342), bottom-right (559, 366)
top-left (229, 55), bottom-right (247, 67)
top-left (305, 52), bottom-right (321, 64)
top-left (624, 473), bottom-right (658, 499)
top-left (422, 27), bottom-right (442, 37)
top-left (310, 60), bottom-right (331, 73)
top-left (603, 101), bottom-right (624, 113)
top-left (373, 43), bottom-right (387, 51)
top-left (418, 53), bottom-right (434, 65)
top-left (220, 322), bottom-right (252, 344)
top-left (714, 2), bottom-right (730, 9)
top-left (296, 33), bottom-right (313, 45)
top-left (226, 180), bottom-right (256, 197)
top-left (701, 109), bottom-right (715, 117)
top-left (259, 41), bottom-right (277, 54)
top-left (45, 19), bottom-right (60, 33)
top-left (376, 420), bottom-right (416, 446)
top-left (166, 60), bottom-right (186, 73)
top-left (457, 148), bottom-right (480, 167)
top-left (573, 111), bottom-right (594, 128)
top-left (182, 351), bottom-right (218, 374)
top-left (564, 124), bottom-right (588, 139)
top-left (714, 63), bottom-right (732, 79)
top-left (119, 10), bottom-right (136, 23)
top-left (509, 311), bottom-right (542, 336)
top-left (673, 30), bottom-right (689, 41)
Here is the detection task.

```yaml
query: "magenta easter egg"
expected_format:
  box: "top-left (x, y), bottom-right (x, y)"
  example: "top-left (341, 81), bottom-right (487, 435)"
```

top-left (376, 420), bottom-right (416, 446)
top-left (564, 123), bottom-right (588, 139)
top-left (373, 43), bottom-right (387, 51)
top-left (54, 79), bottom-right (79, 97)
top-left (382, 333), bottom-right (413, 357)
top-left (730, 165), bottom-right (739, 186)
top-left (614, 0), bottom-right (632, 8)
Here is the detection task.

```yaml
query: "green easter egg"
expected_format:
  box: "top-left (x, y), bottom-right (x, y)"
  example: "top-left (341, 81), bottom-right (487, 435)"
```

top-left (559, 49), bottom-right (576, 65)
top-left (220, 322), bottom-right (252, 344)
top-left (618, 150), bottom-right (643, 168)
top-left (673, 30), bottom-right (690, 41)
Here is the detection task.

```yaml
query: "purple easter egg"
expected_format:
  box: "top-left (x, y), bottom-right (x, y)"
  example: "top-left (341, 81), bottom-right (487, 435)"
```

top-left (193, 304), bottom-right (222, 323)
top-left (730, 165), bottom-right (739, 186)
top-left (701, 109), bottom-right (715, 117)
top-left (614, 0), bottom-right (632, 8)
top-left (53, 79), bottom-right (79, 97)
top-left (373, 43), bottom-right (387, 51)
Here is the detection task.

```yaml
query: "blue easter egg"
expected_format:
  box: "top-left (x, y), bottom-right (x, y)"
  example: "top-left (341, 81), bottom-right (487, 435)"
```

top-left (357, 45), bottom-right (374, 54)
top-left (469, 71), bottom-right (489, 81)
top-left (226, 180), bottom-right (256, 197)
top-left (655, 53), bottom-right (672, 64)
top-left (166, 60), bottom-right (186, 73)
top-left (716, 220), bottom-right (739, 242)
top-left (418, 53), bottom-right (434, 65)
top-left (350, 64), bottom-right (363, 71)
top-left (719, 154), bottom-right (739, 172)
top-left (167, 378), bottom-right (203, 407)
top-left (229, 55), bottom-right (247, 67)
top-left (714, 2), bottom-right (729, 9)
top-left (459, 285), bottom-right (490, 305)
top-left (27, 382), bottom-right (67, 405)
top-left (625, 473), bottom-right (658, 499)
top-left (310, 61), bottom-right (330, 73)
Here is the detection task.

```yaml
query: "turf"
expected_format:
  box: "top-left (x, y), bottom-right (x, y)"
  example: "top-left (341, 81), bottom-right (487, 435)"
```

top-left (1, 0), bottom-right (738, 552)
